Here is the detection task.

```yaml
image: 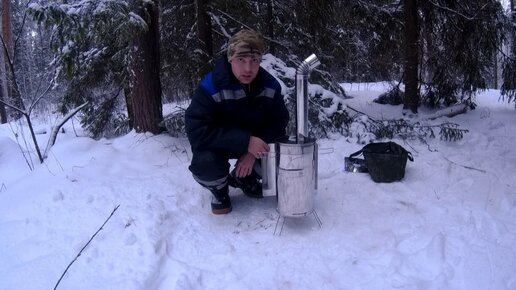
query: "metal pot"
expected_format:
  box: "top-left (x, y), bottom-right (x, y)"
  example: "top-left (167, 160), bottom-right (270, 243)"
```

top-left (261, 139), bottom-right (318, 217)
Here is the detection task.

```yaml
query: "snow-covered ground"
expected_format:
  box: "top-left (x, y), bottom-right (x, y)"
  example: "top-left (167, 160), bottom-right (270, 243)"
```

top-left (1, 85), bottom-right (515, 290)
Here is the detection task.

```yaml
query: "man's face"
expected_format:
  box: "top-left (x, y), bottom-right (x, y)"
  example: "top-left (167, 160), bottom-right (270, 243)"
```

top-left (230, 56), bottom-right (261, 84)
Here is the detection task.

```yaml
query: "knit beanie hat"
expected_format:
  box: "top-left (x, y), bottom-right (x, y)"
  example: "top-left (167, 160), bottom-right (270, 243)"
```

top-left (227, 29), bottom-right (265, 62)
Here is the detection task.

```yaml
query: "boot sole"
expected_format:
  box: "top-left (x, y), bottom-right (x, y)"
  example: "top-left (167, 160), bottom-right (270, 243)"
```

top-left (212, 206), bottom-right (232, 215)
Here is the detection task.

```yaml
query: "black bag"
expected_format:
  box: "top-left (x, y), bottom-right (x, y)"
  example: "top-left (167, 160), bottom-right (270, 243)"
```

top-left (348, 142), bottom-right (414, 183)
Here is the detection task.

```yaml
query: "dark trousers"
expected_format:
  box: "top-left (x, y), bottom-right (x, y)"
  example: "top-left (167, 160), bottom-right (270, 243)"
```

top-left (189, 150), bottom-right (261, 191)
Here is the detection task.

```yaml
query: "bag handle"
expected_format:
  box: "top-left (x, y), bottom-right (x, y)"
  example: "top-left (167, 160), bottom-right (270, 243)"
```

top-left (389, 141), bottom-right (415, 162)
top-left (348, 148), bottom-right (364, 159)
top-left (350, 143), bottom-right (414, 162)
top-left (407, 151), bottom-right (414, 162)
top-left (395, 143), bottom-right (414, 162)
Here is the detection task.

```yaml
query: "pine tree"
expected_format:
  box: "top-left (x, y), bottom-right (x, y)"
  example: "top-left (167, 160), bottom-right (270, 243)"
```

top-left (28, 0), bottom-right (159, 137)
top-left (419, 0), bottom-right (504, 106)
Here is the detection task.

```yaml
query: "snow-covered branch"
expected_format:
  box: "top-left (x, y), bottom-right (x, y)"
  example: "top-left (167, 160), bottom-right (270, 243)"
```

top-left (428, 0), bottom-right (490, 20)
top-left (43, 102), bottom-right (89, 159)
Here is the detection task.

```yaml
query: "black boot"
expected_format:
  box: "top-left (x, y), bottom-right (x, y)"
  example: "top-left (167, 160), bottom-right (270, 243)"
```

top-left (228, 169), bottom-right (263, 198)
top-left (210, 185), bottom-right (232, 214)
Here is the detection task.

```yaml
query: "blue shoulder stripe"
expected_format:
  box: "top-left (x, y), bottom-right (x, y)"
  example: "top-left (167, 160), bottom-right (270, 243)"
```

top-left (200, 72), bottom-right (218, 95)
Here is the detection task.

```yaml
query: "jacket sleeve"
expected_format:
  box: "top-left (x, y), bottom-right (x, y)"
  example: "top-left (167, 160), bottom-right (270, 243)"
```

top-left (185, 86), bottom-right (250, 155)
top-left (261, 89), bottom-right (290, 143)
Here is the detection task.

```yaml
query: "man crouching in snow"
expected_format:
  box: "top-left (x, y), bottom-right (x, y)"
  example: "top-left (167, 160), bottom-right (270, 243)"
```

top-left (185, 29), bottom-right (289, 214)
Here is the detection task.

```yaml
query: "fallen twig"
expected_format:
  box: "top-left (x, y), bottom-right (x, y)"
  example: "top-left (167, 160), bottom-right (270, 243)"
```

top-left (443, 156), bottom-right (486, 173)
top-left (54, 205), bottom-right (120, 290)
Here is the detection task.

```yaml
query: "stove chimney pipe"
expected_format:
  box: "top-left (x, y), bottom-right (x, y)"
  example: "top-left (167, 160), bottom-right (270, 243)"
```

top-left (296, 54), bottom-right (320, 143)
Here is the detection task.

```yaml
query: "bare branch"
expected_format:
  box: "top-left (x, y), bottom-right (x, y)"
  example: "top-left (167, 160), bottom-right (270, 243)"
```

top-left (209, 7), bottom-right (288, 50)
top-left (54, 205), bottom-right (120, 290)
top-left (443, 155), bottom-right (487, 173)
top-left (211, 7), bottom-right (254, 34)
top-left (0, 98), bottom-right (26, 114)
top-left (28, 78), bottom-right (55, 115)
top-left (12, 1), bottom-right (30, 65)
top-left (0, 33), bottom-right (14, 74)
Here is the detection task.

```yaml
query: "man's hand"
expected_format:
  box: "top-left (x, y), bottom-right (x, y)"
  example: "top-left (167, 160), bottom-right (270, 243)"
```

top-left (235, 153), bottom-right (256, 177)
top-left (248, 136), bottom-right (269, 158)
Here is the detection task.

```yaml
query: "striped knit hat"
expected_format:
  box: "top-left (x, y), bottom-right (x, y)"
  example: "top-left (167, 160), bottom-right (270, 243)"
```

top-left (227, 29), bottom-right (265, 62)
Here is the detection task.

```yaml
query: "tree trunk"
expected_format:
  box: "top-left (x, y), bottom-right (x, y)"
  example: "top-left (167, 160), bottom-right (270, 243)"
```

top-left (195, 0), bottom-right (213, 78)
top-left (403, 0), bottom-right (419, 114)
top-left (0, 5), bottom-right (7, 123)
top-left (420, 2), bottom-right (432, 90)
top-left (267, 0), bottom-right (275, 55)
top-left (124, 86), bottom-right (134, 130)
top-left (128, 0), bottom-right (163, 134)
top-left (494, 48), bottom-right (498, 89)
top-left (2, 0), bottom-right (25, 117)
top-left (0, 75), bottom-right (6, 123)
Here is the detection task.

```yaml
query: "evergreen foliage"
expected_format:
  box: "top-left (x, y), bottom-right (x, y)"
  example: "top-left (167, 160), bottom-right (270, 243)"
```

top-left (374, 85), bottom-right (404, 105)
top-left (160, 108), bottom-right (185, 138)
top-left (371, 119), bottom-right (469, 142)
top-left (419, 0), bottom-right (505, 106)
top-left (8, 0), bottom-right (514, 141)
top-left (501, 12), bottom-right (516, 106)
top-left (160, 2), bottom-right (199, 102)
top-left (28, 0), bottom-right (146, 138)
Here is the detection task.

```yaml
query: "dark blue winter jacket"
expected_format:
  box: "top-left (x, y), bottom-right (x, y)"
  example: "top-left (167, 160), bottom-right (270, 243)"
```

top-left (185, 56), bottom-right (289, 156)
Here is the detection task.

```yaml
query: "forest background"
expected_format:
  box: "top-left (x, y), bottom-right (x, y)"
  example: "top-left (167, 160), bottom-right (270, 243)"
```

top-left (0, 0), bottom-right (515, 154)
